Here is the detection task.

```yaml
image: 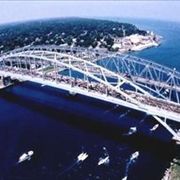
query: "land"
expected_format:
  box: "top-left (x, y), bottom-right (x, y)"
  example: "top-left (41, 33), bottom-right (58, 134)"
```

top-left (113, 32), bottom-right (160, 52)
top-left (0, 17), bottom-right (160, 53)
top-left (162, 159), bottom-right (180, 180)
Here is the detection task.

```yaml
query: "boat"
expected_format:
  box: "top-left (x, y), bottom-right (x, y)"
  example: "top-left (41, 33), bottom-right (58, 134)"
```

top-left (130, 151), bottom-right (139, 161)
top-left (77, 152), bottom-right (88, 161)
top-left (98, 156), bottom-right (110, 166)
top-left (18, 150), bottom-right (34, 163)
top-left (150, 124), bottom-right (159, 131)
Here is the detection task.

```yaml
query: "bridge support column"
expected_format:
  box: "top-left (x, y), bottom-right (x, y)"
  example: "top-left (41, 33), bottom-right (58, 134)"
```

top-left (0, 76), bottom-right (13, 89)
top-left (0, 76), bottom-right (4, 89)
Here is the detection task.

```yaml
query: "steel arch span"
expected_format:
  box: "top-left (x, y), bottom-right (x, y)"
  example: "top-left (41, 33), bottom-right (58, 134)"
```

top-left (0, 46), bottom-right (180, 142)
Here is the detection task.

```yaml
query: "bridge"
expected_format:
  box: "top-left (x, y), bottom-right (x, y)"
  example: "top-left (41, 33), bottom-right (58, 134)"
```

top-left (0, 45), bottom-right (180, 142)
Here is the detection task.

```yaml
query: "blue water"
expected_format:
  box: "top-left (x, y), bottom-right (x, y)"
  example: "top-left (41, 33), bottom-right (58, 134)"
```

top-left (0, 18), bottom-right (180, 180)
top-left (113, 18), bottom-right (180, 70)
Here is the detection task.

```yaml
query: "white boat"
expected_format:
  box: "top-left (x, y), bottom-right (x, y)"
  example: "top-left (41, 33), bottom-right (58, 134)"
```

top-left (130, 151), bottom-right (139, 161)
top-left (128, 127), bottom-right (137, 135)
top-left (122, 176), bottom-right (127, 180)
top-left (98, 156), bottom-right (110, 166)
top-left (124, 126), bottom-right (137, 136)
top-left (77, 152), bottom-right (88, 162)
top-left (18, 150), bottom-right (34, 163)
top-left (150, 124), bottom-right (159, 131)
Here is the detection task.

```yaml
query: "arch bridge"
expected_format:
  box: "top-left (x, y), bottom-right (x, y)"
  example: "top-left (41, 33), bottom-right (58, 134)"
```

top-left (0, 45), bottom-right (180, 142)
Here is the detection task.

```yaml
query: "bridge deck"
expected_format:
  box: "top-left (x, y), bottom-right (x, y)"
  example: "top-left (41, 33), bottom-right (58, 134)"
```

top-left (1, 66), bottom-right (180, 120)
top-left (132, 76), bottom-right (180, 92)
top-left (73, 64), bottom-right (180, 92)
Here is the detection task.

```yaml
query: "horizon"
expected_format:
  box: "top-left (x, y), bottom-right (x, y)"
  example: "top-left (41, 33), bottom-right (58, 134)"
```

top-left (0, 16), bottom-right (179, 27)
top-left (0, 1), bottom-right (180, 25)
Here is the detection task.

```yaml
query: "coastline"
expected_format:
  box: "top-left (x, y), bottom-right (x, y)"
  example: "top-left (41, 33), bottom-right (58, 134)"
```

top-left (112, 32), bottom-right (162, 53)
top-left (162, 159), bottom-right (180, 180)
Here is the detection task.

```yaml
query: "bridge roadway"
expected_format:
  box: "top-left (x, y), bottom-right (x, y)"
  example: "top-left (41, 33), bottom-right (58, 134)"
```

top-left (67, 63), bottom-right (180, 107)
top-left (7, 60), bottom-right (180, 93)
top-left (73, 64), bottom-right (180, 93)
top-left (1, 66), bottom-right (180, 121)
top-left (131, 76), bottom-right (180, 92)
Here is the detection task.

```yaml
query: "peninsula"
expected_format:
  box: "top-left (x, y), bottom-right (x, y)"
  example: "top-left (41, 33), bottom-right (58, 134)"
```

top-left (0, 18), bottom-right (160, 53)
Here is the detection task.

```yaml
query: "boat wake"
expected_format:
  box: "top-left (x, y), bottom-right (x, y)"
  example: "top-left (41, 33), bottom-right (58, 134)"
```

top-left (98, 147), bottom-right (110, 166)
top-left (122, 151), bottom-right (139, 180)
top-left (103, 105), bottom-right (119, 114)
top-left (118, 110), bottom-right (131, 119)
top-left (56, 152), bottom-right (88, 179)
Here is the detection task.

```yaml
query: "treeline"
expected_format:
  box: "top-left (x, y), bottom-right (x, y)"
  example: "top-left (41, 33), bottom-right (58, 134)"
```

top-left (0, 18), bottom-right (147, 52)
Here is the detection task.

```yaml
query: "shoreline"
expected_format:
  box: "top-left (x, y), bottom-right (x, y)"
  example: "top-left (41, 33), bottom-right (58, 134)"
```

top-left (112, 32), bottom-right (162, 53)
top-left (162, 158), bottom-right (180, 180)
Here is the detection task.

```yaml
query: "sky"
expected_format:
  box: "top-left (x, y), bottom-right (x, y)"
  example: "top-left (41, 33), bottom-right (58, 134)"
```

top-left (0, 1), bottom-right (180, 24)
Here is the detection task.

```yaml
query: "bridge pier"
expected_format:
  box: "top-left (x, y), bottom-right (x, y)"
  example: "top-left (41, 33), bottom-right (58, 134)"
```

top-left (0, 76), bottom-right (13, 89)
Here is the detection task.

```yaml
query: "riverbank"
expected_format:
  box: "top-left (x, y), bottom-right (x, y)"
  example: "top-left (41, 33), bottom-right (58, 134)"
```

top-left (162, 158), bottom-right (180, 180)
